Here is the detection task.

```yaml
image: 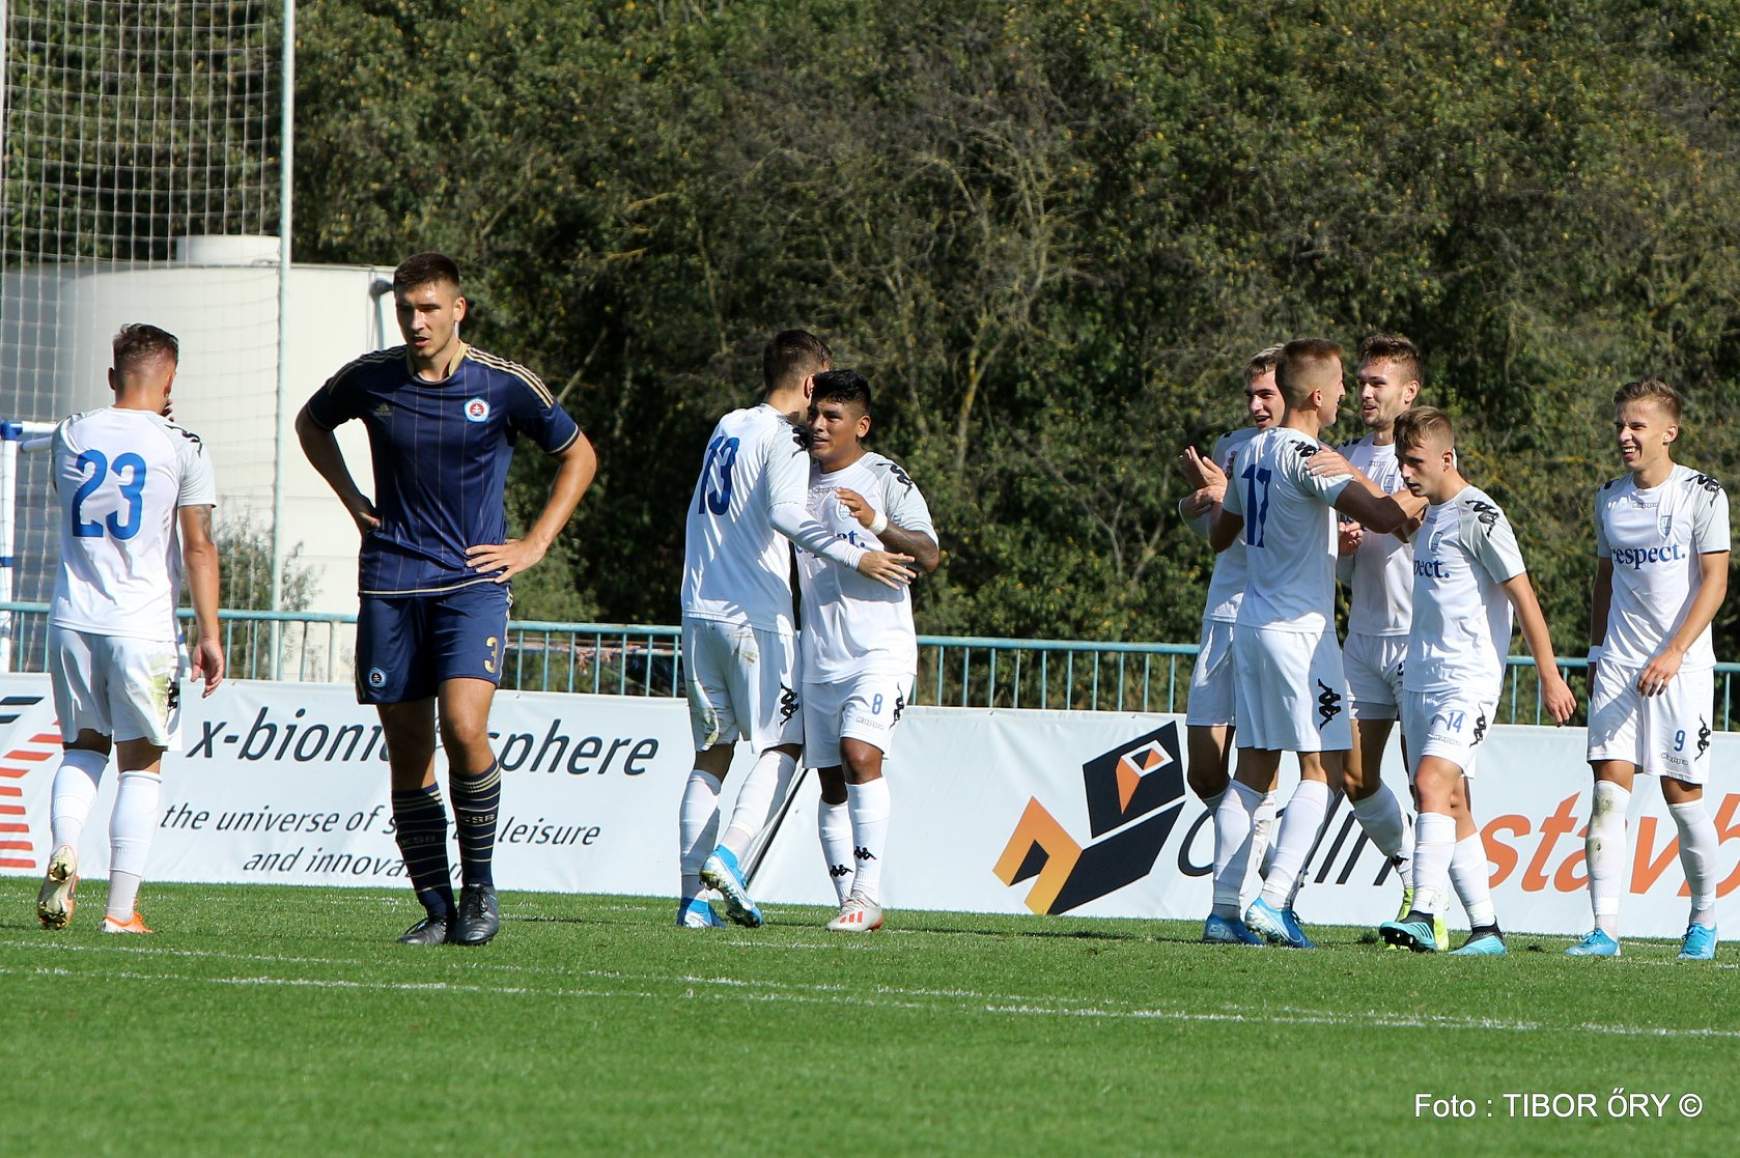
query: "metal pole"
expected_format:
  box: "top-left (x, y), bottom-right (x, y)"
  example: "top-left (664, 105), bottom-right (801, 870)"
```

top-left (0, 422), bottom-right (20, 672)
top-left (268, 0), bottom-right (296, 679)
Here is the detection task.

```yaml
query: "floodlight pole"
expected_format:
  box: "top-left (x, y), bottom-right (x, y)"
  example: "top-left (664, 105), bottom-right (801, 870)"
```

top-left (268, 0), bottom-right (296, 680)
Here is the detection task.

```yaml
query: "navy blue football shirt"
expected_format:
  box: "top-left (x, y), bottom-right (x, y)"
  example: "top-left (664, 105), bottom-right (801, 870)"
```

top-left (306, 343), bottom-right (581, 595)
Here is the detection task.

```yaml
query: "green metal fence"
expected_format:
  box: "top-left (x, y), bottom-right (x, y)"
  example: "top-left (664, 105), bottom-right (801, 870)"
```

top-left (3, 600), bottom-right (1736, 728)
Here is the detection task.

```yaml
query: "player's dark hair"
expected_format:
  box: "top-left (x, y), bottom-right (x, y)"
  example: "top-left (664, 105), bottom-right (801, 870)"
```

top-left (1614, 377), bottom-right (1683, 423)
top-left (393, 251), bottom-right (462, 293)
top-left (1243, 343), bottom-right (1284, 385)
top-left (1358, 333), bottom-right (1424, 386)
top-left (1393, 405), bottom-right (1454, 451)
top-left (112, 323), bottom-right (179, 375)
top-left (812, 369), bottom-right (871, 418)
top-left (1275, 337), bottom-right (1343, 409)
top-left (763, 329), bottom-right (832, 392)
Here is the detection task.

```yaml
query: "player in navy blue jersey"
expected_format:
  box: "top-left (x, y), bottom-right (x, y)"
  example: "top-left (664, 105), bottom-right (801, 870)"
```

top-left (296, 252), bottom-right (597, 946)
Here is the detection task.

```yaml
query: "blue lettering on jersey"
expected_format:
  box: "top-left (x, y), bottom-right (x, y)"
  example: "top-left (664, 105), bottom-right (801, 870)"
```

top-left (1610, 542), bottom-right (1687, 569)
top-left (1414, 558), bottom-right (1450, 578)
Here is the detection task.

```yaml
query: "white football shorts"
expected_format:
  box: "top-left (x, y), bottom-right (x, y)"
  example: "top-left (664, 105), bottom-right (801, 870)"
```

top-left (681, 616), bottom-right (803, 753)
top-left (1231, 624), bottom-right (1352, 752)
top-left (48, 625), bottom-right (184, 748)
top-left (1343, 631), bottom-right (1408, 720)
top-left (1401, 688), bottom-right (1498, 780)
top-left (1185, 618), bottom-right (1238, 728)
top-left (1586, 660), bottom-right (1715, 785)
top-left (802, 671), bottom-right (912, 769)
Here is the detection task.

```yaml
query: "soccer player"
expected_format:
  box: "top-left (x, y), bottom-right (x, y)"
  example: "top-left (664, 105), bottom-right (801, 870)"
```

top-left (1330, 336), bottom-right (1424, 914)
top-left (296, 253), bottom-right (597, 946)
top-left (1380, 407), bottom-right (1576, 954)
top-left (678, 332), bottom-right (915, 930)
top-left (35, 324), bottom-right (224, 934)
top-left (1207, 338), bottom-right (1413, 948)
top-left (1569, 379), bottom-right (1729, 960)
top-left (795, 370), bottom-right (939, 932)
top-left (1175, 344), bottom-right (1285, 939)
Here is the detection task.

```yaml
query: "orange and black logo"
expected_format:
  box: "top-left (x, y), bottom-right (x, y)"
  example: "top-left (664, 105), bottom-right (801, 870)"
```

top-left (992, 722), bottom-right (1186, 914)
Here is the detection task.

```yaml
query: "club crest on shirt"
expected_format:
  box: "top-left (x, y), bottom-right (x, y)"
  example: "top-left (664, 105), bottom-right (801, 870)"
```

top-left (463, 397), bottom-right (491, 423)
top-left (373, 401), bottom-right (392, 418)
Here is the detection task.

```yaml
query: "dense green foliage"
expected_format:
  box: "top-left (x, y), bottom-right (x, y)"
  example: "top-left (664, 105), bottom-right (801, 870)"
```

top-left (4, 881), bottom-right (1735, 1153)
top-left (295, 1), bottom-right (1740, 650)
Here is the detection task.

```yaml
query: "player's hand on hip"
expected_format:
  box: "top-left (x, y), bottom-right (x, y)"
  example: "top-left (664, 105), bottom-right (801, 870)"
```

top-left (192, 636), bottom-right (226, 697)
top-left (467, 537), bottom-right (546, 582)
top-left (1635, 650), bottom-right (1683, 697)
top-left (347, 498), bottom-right (381, 537)
top-left (835, 487), bottom-right (876, 528)
top-left (1542, 673), bottom-right (1577, 724)
top-left (857, 550), bottom-right (916, 588)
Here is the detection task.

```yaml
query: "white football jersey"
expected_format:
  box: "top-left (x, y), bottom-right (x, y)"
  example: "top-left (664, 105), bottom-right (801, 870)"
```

top-left (1222, 427), bottom-right (1351, 632)
top-left (1340, 436), bottom-right (1414, 636)
top-left (1594, 465), bottom-right (1730, 671)
top-left (1404, 485), bottom-right (1525, 697)
top-left (1197, 427), bottom-right (1260, 624)
top-left (682, 404), bottom-right (865, 636)
top-left (49, 407), bottom-right (216, 643)
top-left (796, 452), bottom-right (935, 681)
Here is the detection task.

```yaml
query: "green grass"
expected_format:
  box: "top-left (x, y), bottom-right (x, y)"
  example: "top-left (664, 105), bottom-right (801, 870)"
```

top-left (0, 880), bottom-right (1733, 1156)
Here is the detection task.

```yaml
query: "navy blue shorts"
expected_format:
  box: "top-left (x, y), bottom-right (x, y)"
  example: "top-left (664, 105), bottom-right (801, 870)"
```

top-left (355, 582), bottom-right (511, 704)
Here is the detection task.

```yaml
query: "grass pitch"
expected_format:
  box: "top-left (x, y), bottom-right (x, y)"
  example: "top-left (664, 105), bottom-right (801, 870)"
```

top-left (0, 880), bottom-right (1733, 1156)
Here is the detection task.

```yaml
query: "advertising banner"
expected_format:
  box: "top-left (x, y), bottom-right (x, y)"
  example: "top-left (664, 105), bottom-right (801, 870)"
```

top-left (2, 675), bottom-right (1734, 936)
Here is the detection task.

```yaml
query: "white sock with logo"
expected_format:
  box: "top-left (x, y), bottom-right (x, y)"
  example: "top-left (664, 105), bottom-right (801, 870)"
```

top-left (1259, 779), bottom-right (1331, 910)
top-left (107, 770), bottom-right (160, 920)
top-left (721, 749), bottom-right (798, 860)
top-left (818, 797), bottom-right (855, 903)
top-left (50, 749), bottom-right (108, 852)
top-left (1242, 789), bottom-right (1279, 909)
top-left (1449, 833), bottom-right (1497, 929)
top-left (1409, 812), bottom-right (1456, 917)
top-left (1587, 781), bottom-right (1630, 937)
top-left (1210, 780), bottom-right (1262, 919)
top-left (846, 778), bottom-right (891, 904)
top-left (677, 769), bottom-right (722, 899)
top-left (1668, 799), bottom-right (1719, 928)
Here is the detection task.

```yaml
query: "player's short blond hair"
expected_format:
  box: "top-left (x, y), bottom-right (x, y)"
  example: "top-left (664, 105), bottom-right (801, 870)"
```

top-left (1393, 405), bottom-right (1454, 452)
top-left (1357, 333), bottom-right (1423, 385)
top-left (1613, 377), bottom-right (1683, 423)
top-left (1275, 338), bottom-right (1343, 410)
top-left (1243, 343), bottom-right (1284, 385)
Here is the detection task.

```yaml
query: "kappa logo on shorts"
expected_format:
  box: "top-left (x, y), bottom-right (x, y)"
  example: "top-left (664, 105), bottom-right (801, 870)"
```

top-left (367, 668), bottom-right (387, 688)
top-left (1316, 680), bottom-right (1343, 728)
top-left (463, 397), bottom-right (491, 423)
top-left (1698, 717), bottom-right (1712, 759)
top-left (993, 722), bottom-right (1186, 915)
top-left (166, 680), bottom-right (181, 714)
top-left (892, 693), bottom-right (905, 725)
top-left (1473, 708), bottom-right (1488, 745)
top-left (778, 684), bottom-right (800, 724)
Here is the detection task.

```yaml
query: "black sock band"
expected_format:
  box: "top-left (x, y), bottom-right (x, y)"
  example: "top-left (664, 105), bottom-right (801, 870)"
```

top-left (451, 761), bottom-right (502, 889)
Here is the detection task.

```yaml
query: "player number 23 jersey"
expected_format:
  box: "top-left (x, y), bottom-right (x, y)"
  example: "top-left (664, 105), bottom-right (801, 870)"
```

top-left (49, 407), bottom-right (217, 644)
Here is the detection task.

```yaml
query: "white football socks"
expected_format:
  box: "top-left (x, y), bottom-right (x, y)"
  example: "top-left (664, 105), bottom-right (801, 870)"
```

top-left (845, 778), bottom-right (891, 904)
top-left (1409, 811), bottom-right (1456, 916)
top-left (49, 749), bottom-right (108, 852)
top-left (1668, 799), bottom-right (1719, 928)
top-left (1448, 833), bottom-right (1496, 929)
top-left (1587, 780), bottom-right (1630, 937)
top-left (1210, 780), bottom-right (1262, 919)
top-left (107, 770), bottom-right (160, 920)
top-left (1243, 790), bottom-right (1279, 909)
top-left (720, 749), bottom-right (798, 860)
top-left (1259, 779), bottom-right (1331, 910)
top-left (677, 768), bottom-right (722, 898)
top-left (818, 797), bottom-right (855, 903)
top-left (1352, 783), bottom-right (1412, 873)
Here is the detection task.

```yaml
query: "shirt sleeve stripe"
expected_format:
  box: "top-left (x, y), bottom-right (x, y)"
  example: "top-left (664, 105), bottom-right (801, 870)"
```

top-left (469, 348), bottom-right (556, 407)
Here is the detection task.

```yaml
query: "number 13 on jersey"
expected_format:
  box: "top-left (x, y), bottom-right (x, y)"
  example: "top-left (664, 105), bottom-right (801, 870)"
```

top-left (697, 435), bottom-right (740, 516)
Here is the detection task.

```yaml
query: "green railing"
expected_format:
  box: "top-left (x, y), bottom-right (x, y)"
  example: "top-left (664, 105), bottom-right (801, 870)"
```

top-left (3, 601), bottom-right (1737, 728)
